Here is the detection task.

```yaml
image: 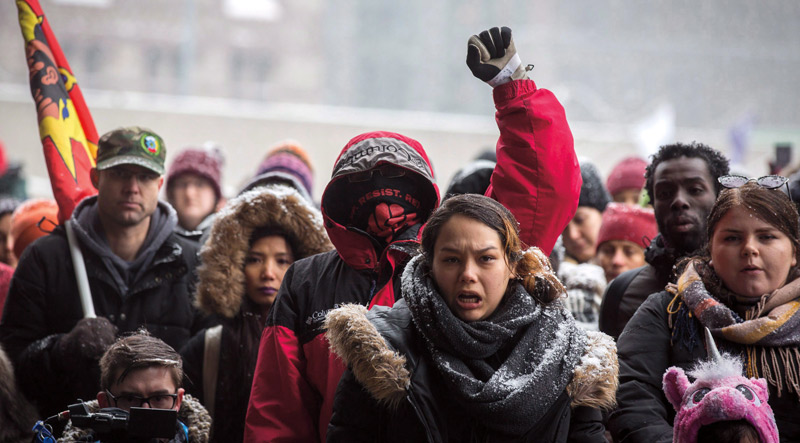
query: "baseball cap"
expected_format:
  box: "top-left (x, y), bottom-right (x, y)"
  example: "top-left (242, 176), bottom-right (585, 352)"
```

top-left (95, 126), bottom-right (166, 175)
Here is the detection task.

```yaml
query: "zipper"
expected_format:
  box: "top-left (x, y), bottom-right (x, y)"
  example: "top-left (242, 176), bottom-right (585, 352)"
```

top-left (406, 386), bottom-right (435, 443)
top-left (367, 277), bottom-right (377, 305)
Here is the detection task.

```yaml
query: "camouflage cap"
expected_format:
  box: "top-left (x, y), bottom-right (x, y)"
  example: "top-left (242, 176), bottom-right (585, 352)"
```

top-left (96, 126), bottom-right (166, 175)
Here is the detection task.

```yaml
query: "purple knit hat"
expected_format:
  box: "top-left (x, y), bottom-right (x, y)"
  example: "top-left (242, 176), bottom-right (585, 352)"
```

top-left (166, 145), bottom-right (225, 200)
top-left (241, 140), bottom-right (314, 201)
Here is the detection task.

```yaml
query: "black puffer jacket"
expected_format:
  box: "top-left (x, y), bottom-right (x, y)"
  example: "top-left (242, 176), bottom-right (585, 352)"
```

top-left (325, 300), bottom-right (618, 443)
top-left (0, 200), bottom-right (213, 416)
top-left (609, 291), bottom-right (800, 443)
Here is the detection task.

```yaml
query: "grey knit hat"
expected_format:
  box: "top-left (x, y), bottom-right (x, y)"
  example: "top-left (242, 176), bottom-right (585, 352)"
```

top-left (578, 160), bottom-right (611, 212)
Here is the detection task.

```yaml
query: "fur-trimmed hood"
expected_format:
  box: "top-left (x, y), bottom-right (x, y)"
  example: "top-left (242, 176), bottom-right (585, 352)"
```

top-left (196, 185), bottom-right (332, 318)
top-left (326, 304), bottom-right (618, 410)
top-left (60, 394), bottom-right (211, 442)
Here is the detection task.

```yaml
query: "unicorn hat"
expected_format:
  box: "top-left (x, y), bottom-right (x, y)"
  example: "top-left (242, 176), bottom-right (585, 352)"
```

top-left (662, 328), bottom-right (779, 443)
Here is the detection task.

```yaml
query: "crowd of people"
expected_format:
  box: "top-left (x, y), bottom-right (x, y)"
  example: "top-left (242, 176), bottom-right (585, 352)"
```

top-left (0, 25), bottom-right (797, 443)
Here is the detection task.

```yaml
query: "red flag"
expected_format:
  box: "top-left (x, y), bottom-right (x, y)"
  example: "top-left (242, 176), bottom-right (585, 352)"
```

top-left (17, 0), bottom-right (98, 222)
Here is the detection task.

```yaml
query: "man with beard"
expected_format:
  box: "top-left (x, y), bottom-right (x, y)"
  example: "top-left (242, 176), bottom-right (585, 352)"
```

top-left (598, 142), bottom-right (729, 339)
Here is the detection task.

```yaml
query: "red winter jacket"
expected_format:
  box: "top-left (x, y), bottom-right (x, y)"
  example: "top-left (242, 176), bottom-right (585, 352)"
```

top-left (243, 79), bottom-right (580, 443)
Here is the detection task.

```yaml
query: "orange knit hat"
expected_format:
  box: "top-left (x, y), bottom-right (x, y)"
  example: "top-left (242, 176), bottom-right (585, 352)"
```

top-left (10, 199), bottom-right (59, 258)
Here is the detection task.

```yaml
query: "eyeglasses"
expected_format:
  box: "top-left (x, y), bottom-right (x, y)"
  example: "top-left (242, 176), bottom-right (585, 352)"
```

top-left (718, 174), bottom-right (790, 193)
top-left (347, 164), bottom-right (406, 183)
top-left (105, 390), bottom-right (178, 409)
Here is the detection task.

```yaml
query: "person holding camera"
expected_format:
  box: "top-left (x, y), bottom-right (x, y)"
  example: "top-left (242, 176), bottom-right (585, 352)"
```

top-left (59, 331), bottom-right (211, 442)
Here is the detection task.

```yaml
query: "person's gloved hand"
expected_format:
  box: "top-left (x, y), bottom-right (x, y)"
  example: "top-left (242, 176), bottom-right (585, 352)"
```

top-left (55, 317), bottom-right (118, 364)
top-left (466, 26), bottom-right (528, 87)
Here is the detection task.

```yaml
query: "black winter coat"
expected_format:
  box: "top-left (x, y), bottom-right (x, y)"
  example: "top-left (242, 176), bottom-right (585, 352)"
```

top-left (327, 300), bottom-right (611, 443)
top-left (609, 291), bottom-right (800, 443)
top-left (179, 185), bottom-right (333, 443)
top-left (0, 226), bottom-right (212, 416)
top-left (599, 234), bottom-right (676, 339)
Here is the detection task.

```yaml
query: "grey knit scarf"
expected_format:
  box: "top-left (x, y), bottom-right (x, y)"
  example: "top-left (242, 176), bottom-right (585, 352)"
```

top-left (401, 255), bottom-right (586, 436)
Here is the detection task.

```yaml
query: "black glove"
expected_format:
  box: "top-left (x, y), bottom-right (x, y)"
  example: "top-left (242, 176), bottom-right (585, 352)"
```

top-left (55, 317), bottom-right (118, 364)
top-left (466, 26), bottom-right (528, 87)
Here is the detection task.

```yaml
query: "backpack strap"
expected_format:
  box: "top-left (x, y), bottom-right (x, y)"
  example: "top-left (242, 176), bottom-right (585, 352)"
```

top-left (202, 325), bottom-right (223, 420)
top-left (598, 267), bottom-right (643, 339)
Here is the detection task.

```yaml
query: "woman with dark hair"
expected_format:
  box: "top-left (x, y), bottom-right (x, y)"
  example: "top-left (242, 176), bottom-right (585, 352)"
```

top-left (611, 179), bottom-right (800, 442)
top-left (180, 185), bottom-right (332, 442)
top-left (324, 194), bottom-right (618, 442)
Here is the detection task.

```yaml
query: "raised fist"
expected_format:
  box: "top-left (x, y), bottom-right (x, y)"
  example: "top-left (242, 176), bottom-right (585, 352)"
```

top-left (466, 26), bottom-right (527, 87)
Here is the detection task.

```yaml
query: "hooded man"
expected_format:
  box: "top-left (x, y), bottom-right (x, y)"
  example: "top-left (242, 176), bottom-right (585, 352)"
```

top-left (244, 26), bottom-right (581, 443)
top-left (0, 127), bottom-right (213, 417)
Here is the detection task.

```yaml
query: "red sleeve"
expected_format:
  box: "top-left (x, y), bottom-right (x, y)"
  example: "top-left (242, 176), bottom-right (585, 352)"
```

top-left (244, 325), bottom-right (320, 443)
top-left (486, 79), bottom-right (581, 256)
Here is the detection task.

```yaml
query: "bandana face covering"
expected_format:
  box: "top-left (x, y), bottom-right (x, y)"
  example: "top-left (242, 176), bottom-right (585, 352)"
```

top-left (348, 172), bottom-right (421, 244)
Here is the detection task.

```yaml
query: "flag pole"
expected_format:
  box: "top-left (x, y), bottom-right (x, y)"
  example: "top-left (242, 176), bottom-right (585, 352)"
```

top-left (65, 220), bottom-right (95, 319)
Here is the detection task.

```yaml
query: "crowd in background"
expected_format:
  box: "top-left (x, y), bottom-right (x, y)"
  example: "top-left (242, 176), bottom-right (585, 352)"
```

top-left (1, 25), bottom-right (799, 443)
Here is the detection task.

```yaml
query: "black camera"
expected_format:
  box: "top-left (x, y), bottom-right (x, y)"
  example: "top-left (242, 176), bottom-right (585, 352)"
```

top-left (67, 401), bottom-right (178, 442)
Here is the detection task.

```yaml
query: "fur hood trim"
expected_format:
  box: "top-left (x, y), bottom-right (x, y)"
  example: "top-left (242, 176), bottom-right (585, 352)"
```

top-left (60, 394), bottom-right (211, 442)
top-left (325, 304), bottom-right (410, 409)
top-left (567, 330), bottom-right (618, 410)
top-left (197, 185), bottom-right (332, 317)
top-left (326, 305), bottom-right (618, 411)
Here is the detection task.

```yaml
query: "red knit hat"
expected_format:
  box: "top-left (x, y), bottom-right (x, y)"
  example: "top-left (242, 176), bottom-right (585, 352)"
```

top-left (597, 202), bottom-right (658, 249)
top-left (10, 199), bottom-right (59, 259)
top-left (166, 145), bottom-right (225, 200)
top-left (606, 157), bottom-right (647, 196)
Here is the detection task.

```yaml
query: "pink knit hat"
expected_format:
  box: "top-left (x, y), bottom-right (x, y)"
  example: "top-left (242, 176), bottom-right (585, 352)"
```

top-left (596, 202), bottom-right (657, 249)
top-left (166, 145), bottom-right (225, 200)
top-left (606, 157), bottom-right (647, 196)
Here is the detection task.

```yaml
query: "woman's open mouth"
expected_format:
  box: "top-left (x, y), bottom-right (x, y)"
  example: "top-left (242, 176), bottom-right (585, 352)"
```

top-left (456, 292), bottom-right (482, 308)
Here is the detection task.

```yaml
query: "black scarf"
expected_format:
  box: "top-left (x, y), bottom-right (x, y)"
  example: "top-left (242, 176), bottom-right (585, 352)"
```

top-left (401, 255), bottom-right (586, 436)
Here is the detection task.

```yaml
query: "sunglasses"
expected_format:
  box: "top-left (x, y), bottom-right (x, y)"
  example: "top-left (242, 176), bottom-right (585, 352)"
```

top-left (718, 174), bottom-right (789, 192)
